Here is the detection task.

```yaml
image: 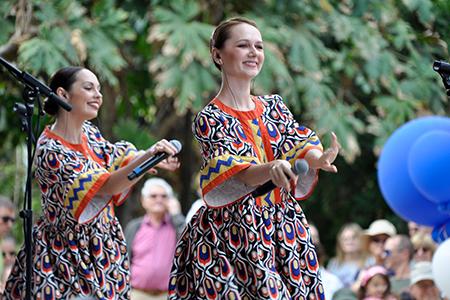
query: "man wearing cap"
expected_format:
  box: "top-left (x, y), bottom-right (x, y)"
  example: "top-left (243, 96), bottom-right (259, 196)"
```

top-left (363, 219), bottom-right (397, 266)
top-left (408, 261), bottom-right (442, 300)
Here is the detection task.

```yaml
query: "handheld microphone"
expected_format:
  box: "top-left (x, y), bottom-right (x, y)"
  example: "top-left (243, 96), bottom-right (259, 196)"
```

top-left (251, 159), bottom-right (309, 198)
top-left (127, 139), bottom-right (182, 180)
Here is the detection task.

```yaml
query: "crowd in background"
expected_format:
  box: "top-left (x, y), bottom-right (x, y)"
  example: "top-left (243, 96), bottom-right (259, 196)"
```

top-left (313, 219), bottom-right (445, 300)
top-left (0, 182), bottom-right (446, 300)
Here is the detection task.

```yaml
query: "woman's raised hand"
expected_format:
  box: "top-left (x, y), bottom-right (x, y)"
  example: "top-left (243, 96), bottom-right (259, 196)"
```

top-left (306, 132), bottom-right (340, 173)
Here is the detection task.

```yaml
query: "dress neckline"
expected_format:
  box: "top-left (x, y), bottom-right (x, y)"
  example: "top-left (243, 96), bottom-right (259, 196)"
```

top-left (44, 125), bottom-right (88, 151)
top-left (212, 96), bottom-right (264, 120)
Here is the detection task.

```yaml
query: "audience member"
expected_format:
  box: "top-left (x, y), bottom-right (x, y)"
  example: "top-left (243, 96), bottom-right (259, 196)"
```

top-left (410, 232), bottom-right (436, 263)
top-left (309, 224), bottom-right (343, 299)
top-left (406, 261), bottom-right (441, 300)
top-left (125, 178), bottom-right (185, 300)
top-left (0, 196), bottom-right (15, 286)
top-left (357, 265), bottom-right (397, 300)
top-left (384, 234), bottom-right (413, 295)
top-left (0, 236), bottom-right (16, 293)
top-left (0, 196), bottom-right (15, 240)
top-left (363, 219), bottom-right (397, 266)
top-left (407, 221), bottom-right (432, 237)
top-left (328, 223), bottom-right (369, 287)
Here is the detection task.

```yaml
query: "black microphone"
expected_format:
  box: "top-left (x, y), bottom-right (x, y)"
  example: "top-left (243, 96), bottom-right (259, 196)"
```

top-left (251, 159), bottom-right (309, 198)
top-left (127, 140), bottom-right (182, 180)
top-left (0, 56), bottom-right (72, 111)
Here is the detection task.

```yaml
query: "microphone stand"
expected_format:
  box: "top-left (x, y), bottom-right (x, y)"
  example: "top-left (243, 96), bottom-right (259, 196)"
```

top-left (0, 56), bottom-right (71, 300)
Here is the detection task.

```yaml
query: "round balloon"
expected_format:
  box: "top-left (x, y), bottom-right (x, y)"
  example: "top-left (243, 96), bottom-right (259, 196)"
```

top-left (432, 238), bottom-right (450, 297)
top-left (409, 131), bottom-right (450, 210)
top-left (377, 116), bottom-right (450, 226)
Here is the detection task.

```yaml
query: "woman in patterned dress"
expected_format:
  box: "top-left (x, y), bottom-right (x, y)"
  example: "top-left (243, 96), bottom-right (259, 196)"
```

top-left (168, 17), bottom-right (340, 299)
top-left (2, 67), bottom-right (179, 300)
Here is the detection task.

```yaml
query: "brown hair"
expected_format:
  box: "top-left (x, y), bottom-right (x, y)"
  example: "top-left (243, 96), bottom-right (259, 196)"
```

top-left (44, 66), bottom-right (84, 115)
top-left (209, 17), bottom-right (258, 70)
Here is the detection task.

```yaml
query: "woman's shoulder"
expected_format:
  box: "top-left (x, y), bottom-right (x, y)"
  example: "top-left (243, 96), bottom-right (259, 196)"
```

top-left (82, 120), bottom-right (102, 137)
top-left (256, 94), bottom-right (285, 105)
top-left (194, 101), bottom-right (227, 123)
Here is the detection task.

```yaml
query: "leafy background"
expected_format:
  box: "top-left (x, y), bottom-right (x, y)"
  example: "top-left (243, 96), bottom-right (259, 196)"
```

top-left (0, 0), bottom-right (448, 255)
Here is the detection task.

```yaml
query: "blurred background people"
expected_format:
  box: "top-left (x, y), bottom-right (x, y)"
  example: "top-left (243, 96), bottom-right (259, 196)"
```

top-left (0, 196), bottom-right (15, 241)
top-left (363, 219), bottom-right (397, 266)
top-left (328, 223), bottom-right (369, 287)
top-left (384, 234), bottom-right (414, 295)
top-left (410, 232), bottom-right (436, 263)
top-left (403, 261), bottom-right (442, 300)
top-left (0, 196), bottom-right (15, 289)
top-left (0, 236), bottom-right (16, 293)
top-left (357, 265), bottom-right (397, 300)
top-left (125, 178), bottom-right (185, 300)
top-left (407, 221), bottom-right (432, 238)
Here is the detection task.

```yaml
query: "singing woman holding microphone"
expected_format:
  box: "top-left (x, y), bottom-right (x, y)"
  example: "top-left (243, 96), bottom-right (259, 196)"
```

top-left (2, 66), bottom-right (180, 299)
top-left (169, 17), bottom-right (340, 299)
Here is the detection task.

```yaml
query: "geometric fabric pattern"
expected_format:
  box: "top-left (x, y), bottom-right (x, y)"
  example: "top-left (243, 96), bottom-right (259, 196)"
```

top-left (169, 95), bottom-right (325, 299)
top-left (3, 121), bottom-right (138, 299)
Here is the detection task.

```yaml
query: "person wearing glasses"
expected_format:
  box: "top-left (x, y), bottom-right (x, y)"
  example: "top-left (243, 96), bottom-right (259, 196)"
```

top-left (125, 178), bottom-right (185, 300)
top-left (362, 219), bottom-right (397, 267)
top-left (0, 236), bottom-right (16, 293)
top-left (384, 234), bottom-right (414, 295)
top-left (410, 232), bottom-right (436, 263)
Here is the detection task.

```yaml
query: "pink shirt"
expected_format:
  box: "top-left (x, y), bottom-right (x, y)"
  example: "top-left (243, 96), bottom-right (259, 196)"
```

top-left (130, 215), bottom-right (177, 291)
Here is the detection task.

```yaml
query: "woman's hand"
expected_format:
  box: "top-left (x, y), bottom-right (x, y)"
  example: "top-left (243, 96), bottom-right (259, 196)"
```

top-left (157, 156), bottom-right (180, 171)
top-left (269, 160), bottom-right (298, 192)
top-left (146, 139), bottom-right (180, 174)
top-left (306, 132), bottom-right (340, 173)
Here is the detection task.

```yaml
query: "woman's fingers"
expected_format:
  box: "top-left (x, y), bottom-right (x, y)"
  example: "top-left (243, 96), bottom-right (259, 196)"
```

top-left (270, 161), bottom-right (296, 191)
top-left (151, 139), bottom-right (179, 156)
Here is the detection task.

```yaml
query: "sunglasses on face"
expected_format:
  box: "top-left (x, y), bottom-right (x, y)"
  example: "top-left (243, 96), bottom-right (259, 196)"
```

top-left (414, 246), bottom-right (432, 253)
top-left (0, 216), bottom-right (15, 224)
top-left (371, 236), bottom-right (388, 244)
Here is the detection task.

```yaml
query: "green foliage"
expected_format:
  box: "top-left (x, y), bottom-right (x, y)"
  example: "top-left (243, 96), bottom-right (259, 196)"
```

top-left (112, 118), bottom-right (156, 150)
top-left (1, 0), bottom-right (449, 254)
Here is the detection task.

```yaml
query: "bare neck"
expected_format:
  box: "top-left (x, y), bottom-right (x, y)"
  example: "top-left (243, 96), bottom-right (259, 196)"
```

top-left (51, 114), bottom-right (84, 144)
top-left (217, 74), bottom-right (254, 111)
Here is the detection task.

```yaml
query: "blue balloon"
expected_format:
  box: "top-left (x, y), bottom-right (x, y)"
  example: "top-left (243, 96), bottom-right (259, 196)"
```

top-left (377, 116), bottom-right (450, 226)
top-left (409, 131), bottom-right (450, 210)
top-left (433, 219), bottom-right (450, 243)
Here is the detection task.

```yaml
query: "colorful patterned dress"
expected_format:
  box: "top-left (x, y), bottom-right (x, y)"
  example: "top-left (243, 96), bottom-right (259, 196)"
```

top-left (169, 95), bottom-right (326, 299)
top-left (3, 121), bottom-right (139, 300)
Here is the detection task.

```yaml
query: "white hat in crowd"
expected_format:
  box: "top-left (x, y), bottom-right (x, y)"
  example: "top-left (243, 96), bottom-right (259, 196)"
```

top-left (364, 219), bottom-right (397, 237)
top-left (410, 261), bottom-right (434, 286)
